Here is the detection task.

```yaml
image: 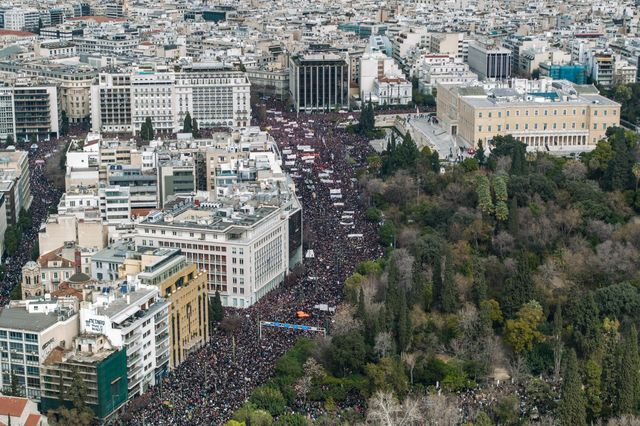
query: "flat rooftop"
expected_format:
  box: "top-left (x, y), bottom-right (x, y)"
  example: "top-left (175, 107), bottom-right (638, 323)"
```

top-left (0, 308), bottom-right (64, 332)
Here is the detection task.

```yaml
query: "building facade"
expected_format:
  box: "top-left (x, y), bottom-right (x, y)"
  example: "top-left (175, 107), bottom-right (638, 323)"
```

top-left (468, 42), bottom-right (512, 80)
top-left (437, 79), bottom-right (621, 153)
top-left (289, 53), bottom-right (350, 113)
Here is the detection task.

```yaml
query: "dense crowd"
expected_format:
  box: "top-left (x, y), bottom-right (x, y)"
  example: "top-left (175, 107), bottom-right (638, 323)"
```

top-left (0, 138), bottom-right (64, 304)
top-left (122, 108), bottom-right (384, 425)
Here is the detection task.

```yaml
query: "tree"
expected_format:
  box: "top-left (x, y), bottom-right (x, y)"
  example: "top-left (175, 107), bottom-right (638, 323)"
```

top-left (571, 293), bottom-right (602, 357)
top-left (365, 391), bottom-right (423, 426)
top-left (617, 325), bottom-right (640, 415)
top-left (60, 111), bottom-right (69, 136)
top-left (5, 134), bottom-right (13, 145)
top-left (249, 387), bottom-right (286, 416)
top-left (183, 112), bottom-right (193, 133)
top-left (68, 367), bottom-right (88, 412)
top-left (274, 413), bottom-right (308, 426)
top-left (329, 331), bottom-right (367, 376)
top-left (584, 357), bottom-right (603, 421)
top-left (504, 300), bottom-right (545, 353)
top-left (140, 117), bottom-right (154, 141)
top-left (552, 304), bottom-right (564, 381)
top-left (209, 291), bottom-right (224, 323)
top-left (440, 252), bottom-right (459, 313)
top-left (4, 226), bottom-right (20, 256)
top-left (557, 349), bottom-right (587, 426)
top-left (8, 370), bottom-right (21, 396)
top-left (401, 352), bottom-right (417, 385)
top-left (192, 118), bottom-right (199, 138)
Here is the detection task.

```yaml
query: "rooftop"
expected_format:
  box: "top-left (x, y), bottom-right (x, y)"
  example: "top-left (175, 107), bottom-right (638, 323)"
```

top-left (0, 306), bottom-right (70, 332)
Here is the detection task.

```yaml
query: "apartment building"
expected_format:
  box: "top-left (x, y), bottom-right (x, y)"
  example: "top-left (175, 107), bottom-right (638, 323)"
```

top-left (122, 248), bottom-right (209, 368)
top-left (74, 34), bottom-right (139, 56)
top-left (12, 84), bottom-right (60, 142)
top-left (106, 165), bottom-right (157, 209)
top-left (0, 298), bottom-right (79, 400)
top-left (3, 8), bottom-right (39, 32)
top-left (0, 88), bottom-right (15, 143)
top-left (157, 158), bottom-right (196, 208)
top-left (79, 284), bottom-right (170, 399)
top-left (40, 334), bottom-right (128, 421)
top-left (246, 65), bottom-right (290, 101)
top-left (0, 150), bottom-right (32, 225)
top-left (437, 79), bottom-right (621, 153)
top-left (289, 53), bottom-right (350, 113)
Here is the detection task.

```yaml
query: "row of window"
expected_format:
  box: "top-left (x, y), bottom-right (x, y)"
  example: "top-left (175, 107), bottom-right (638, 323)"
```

top-left (478, 122), bottom-right (613, 132)
top-left (479, 108), bottom-right (617, 118)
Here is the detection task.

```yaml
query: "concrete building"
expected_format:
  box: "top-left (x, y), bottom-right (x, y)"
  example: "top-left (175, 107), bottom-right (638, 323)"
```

top-left (3, 8), bottom-right (39, 32)
top-left (40, 334), bottom-right (127, 421)
top-left (416, 55), bottom-right (477, 95)
top-left (437, 79), bottom-right (621, 154)
top-left (0, 150), bottom-right (32, 225)
top-left (38, 214), bottom-right (107, 256)
top-left (289, 53), bottom-right (350, 113)
top-left (467, 42), bottom-right (512, 80)
top-left (11, 84), bottom-right (60, 142)
top-left (91, 66), bottom-right (251, 134)
top-left (0, 298), bottom-right (79, 400)
top-left (359, 51), bottom-right (410, 105)
top-left (90, 241), bottom-right (132, 282)
top-left (134, 132), bottom-right (302, 307)
top-left (539, 63), bottom-right (588, 84)
top-left (157, 158), bottom-right (196, 208)
top-left (122, 248), bottom-right (208, 368)
top-left (246, 66), bottom-right (290, 101)
top-left (79, 284), bottom-right (170, 399)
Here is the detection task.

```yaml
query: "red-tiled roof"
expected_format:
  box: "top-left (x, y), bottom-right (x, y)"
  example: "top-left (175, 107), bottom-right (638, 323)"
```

top-left (38, 247), bottom-right (74, 268)
top-left (24, 413), bottom-right (43, 426)
top-left (0, 29), bottom-right (36, 37)
top-left (0, 396), bottom-right (28, 417)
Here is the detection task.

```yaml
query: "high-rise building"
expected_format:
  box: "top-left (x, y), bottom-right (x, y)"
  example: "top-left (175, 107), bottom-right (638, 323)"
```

top-left (467, 42), bottom-right (512, 80)
top-left (91, 66), bottom-right (251, 134)
top-left (122, 248), bottom-right (209, 368)
top-left (12, 84), bottom-right (60, 142)
top-left (289, 53), bottom-right (350, 113)
top-left (0, 298), bottom-right (79, 400)
top-left (79, 284), bottom-right (170, 399)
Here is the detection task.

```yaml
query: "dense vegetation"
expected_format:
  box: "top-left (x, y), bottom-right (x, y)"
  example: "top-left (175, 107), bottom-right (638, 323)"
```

top-left (229, 128), bottom-right (640, 425)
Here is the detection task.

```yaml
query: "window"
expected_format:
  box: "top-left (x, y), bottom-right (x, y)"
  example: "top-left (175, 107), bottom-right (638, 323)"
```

top-left (488, 112), bottom-right (492, 118)
top-left (9, 332), bottom-right (22, 341)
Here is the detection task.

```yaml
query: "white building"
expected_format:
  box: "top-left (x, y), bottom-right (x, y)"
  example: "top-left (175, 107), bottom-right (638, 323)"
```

top-left (0, 298), bottom-right (79, 400)
top-left (3, 8), bottom-right (39, 32)
top-left (79, 284), bottom-right (170, 399)
top-left (134, 132), bottom-right (302, 307)
top-left (91, 65), bottom-right (251, 134)
top-left (360, 51), bottom-right (410, 105)
top-left (416, 55), bottom-right (477, 94)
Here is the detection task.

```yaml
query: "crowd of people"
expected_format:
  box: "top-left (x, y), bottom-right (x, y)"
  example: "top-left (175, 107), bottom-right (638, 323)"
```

top-left (0, 137), bottom-right (64, 304)
top-left (122, 108), bottom-right (384, 425)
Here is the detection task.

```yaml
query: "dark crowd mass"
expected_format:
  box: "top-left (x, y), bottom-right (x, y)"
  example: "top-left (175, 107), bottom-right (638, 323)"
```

top-left (121, 107), bottom-right (385, 425)
top-left (0, 138), bottom-right (64, 304)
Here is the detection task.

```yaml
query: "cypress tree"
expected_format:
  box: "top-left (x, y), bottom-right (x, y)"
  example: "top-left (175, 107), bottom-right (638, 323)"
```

top-left (507, 197), bottom-right (519, 236)
top-left (558, 349), bottom-right (587, 426)
top-left (192, 118), bottom-right (199, 138)
top-left (617, 325), bottom-right (640, 415)
top-left (432, 255), bottom-right (443, 308)
top-left (572, 293), bottom-right (602, 357)
top-left (441, 252), bottom-right (459, 313)
top-left (183, 112), bottom-right (193, 133)
top-left (356, 287), bottom-right (367, 321)
top-left (601, 328), bottom-right (621, 417)
top-left (396, 290), bottom-right (410, 351)
top-left (210, 291), bottom-right (224, 322)
top-left (471, 258), bottom-right (487, 306)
